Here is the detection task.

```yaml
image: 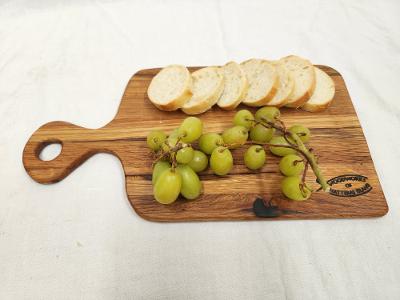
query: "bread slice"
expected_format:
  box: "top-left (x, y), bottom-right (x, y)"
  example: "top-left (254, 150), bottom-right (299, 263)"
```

top-left (240, 59), bottom-right (279, 107)
top-left (147, 65), bottom-right (192, 111)
top-left (302, 67), bottom-right (335, 112)
top-left (217, 62), bottom-right (248, 110)
top-left (182, 67), bottom-right (224, 115)
top-left (279, 55), bottom-right (316, 108)
top-left (266, 61), bottom-right (294, 107)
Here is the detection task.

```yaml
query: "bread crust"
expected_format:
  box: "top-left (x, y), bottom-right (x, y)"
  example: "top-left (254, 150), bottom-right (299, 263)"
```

top-left (154, 88), bottom-right (192, 111)
top-left (302, 99), bottom-right (333, 112)
top-left (243, 81), bottom-right (278, 107)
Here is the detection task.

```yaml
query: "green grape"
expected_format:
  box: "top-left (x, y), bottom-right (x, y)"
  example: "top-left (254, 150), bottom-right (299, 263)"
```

top-left (146, 130), bottom-right (167, 151)
top-left (289, 125), bottom-right (311, 143)
top-left (167, 128), bottom-right (179, 148)
top-left (281, 176), bottom-right (312, 201)
top-left (244, 145), bottom-right (266, 170)
top-left (161, 141), bottom-right (171, 153)
top-left (176, 146), bottom-right (194, 164)
top-left (188, 150), bottom-right (208, 173)
top-left (163, 128), bottom-right (184, 151)
top-left (222, 126), bottom-right (248, 148)
top-left (199, 133), bottom-right (224, 154)
top-left (152, 161), bottom-right (171, 185)
top-left (167, 135), bottom-right (179, 147)
top-left (210, 147), bottom-right (233, 175)
top-left (178, 117), bottom-right (203, 143)
top-left (255, 107), bottom-right (280, 123)
top-left (169, 128), bottom-right (180, 139)
top-left (153, 168), bottom-right (182, 204)
top-left (269, 136), bottom-right (297, 156)
top-left (279, 154), bottom-right (305, 176)
top-left (177, 165), bottom-right (202, 200)
top-left (161, 135), bottom-right (178, 153)
top-left (233, 109), bottom-right (254, 129)
top-left (249, 124), bottom-right (275, 143)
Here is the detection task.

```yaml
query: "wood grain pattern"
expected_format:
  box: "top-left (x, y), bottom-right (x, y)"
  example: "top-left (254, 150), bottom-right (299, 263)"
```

top-left (22, 66), bottom-right (388, 221)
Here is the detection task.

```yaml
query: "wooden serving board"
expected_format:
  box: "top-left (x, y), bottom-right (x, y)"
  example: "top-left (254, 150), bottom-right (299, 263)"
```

top-left (23, 66), bottom-right (388, 222)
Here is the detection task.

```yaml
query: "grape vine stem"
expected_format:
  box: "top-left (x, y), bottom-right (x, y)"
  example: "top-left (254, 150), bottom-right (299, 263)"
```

top-left (153, 143), bottom-right (187, 167)
top-left (253, 117), bottom-right (330, 192)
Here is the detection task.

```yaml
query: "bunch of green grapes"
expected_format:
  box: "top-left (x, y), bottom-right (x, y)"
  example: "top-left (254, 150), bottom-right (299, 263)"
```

top-left (233, 107), bottom-right (314, 201)
top-left (147, 117), bottom-right (206, 204)
top-left (147, 107), bottom-right (324, 204)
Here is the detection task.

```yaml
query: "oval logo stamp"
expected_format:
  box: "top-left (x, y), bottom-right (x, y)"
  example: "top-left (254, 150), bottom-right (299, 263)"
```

top-left (327, 174), bottom-right (372, 197)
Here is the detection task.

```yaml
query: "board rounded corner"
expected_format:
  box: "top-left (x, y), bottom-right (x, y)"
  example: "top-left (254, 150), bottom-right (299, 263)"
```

top-left (377, 204), bottom-right (389, 217)
top-left (315, 64), bottom-right (342, 77)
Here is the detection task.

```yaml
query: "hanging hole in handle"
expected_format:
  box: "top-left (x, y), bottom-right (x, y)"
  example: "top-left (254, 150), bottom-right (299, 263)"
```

top-left (38, 142), bottom-right (63, 161)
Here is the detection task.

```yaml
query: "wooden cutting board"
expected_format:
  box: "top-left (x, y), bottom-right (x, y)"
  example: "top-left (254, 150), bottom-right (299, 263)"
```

top-left (23, 66), bottom-right (388, 221)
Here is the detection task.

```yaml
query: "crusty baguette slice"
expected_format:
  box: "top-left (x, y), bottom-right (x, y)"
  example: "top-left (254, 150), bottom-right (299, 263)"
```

top-left (147, 65), bottom-right (192, 111)
top-left (182, 67), bottom-right (224, 115)
top-left (279, 55), bottom-right (316, 108)
top-left (266, 61), bottom-right (294, 107)
top-left (240, 59), bottom-right (279, 107)
top-left (302, 67), bottom-right (335, 112)
top-left (217, 61), bottom-right (248, 110)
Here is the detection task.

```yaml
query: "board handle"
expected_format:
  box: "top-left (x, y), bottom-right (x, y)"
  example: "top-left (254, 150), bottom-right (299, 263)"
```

top-left (23, 121), bottom-right (109, 184)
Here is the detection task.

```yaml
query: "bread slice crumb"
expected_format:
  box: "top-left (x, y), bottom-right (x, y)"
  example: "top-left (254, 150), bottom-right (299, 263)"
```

top-left (302, 67), bottom-right (335, 112)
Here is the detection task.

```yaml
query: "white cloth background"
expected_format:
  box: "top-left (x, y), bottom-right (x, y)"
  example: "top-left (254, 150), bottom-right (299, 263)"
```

top-left (1, 1), bottom-right (399, 299)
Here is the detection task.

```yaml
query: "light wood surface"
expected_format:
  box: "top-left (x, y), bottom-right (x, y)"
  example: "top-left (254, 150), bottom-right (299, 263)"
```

top-left (22, 66), bottom-right (388, 221)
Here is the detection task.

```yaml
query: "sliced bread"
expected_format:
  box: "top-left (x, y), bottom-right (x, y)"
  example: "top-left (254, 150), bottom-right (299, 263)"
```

top-left (302, 67), bottom-right (335, 112)
top-left (147, 65), bottom-right (192, 111)
top-left (279, 55), bottom-right (316, 108)
top-left (217, 61), bottom-right (248, 110)
top-left (240, 59), bottom-right (279, 107)
top-left (182, 67), bottom-right (224, 115)
top-left (266, 61), bottom-right (294, 107)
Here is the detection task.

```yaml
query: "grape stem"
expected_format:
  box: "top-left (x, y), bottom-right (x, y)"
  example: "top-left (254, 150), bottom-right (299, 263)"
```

top-left (249, 117), bottom-right (330, 192)
top-left (301, 160), bottom-right (309, 185)
top-left (171, 153), bottom-right (177, 170)
top-left (245, 140), bottom-right (308, 158)
top-left (153, 142), bottom-right (188, 167)
top-left (287, 131), bottom-right (330, 192)
top-left (299, 161), bottom-right (311, 196)
top-left (293, 159), bottom-right (304, 166)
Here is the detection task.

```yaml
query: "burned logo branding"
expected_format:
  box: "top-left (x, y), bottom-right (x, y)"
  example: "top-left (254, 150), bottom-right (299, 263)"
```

top-left (327, 174), bottom-right (372, 197)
